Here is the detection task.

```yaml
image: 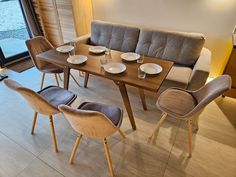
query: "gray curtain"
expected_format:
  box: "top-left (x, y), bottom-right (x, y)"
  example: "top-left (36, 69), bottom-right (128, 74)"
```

top-left (19, 0), bottom-right (43, 37)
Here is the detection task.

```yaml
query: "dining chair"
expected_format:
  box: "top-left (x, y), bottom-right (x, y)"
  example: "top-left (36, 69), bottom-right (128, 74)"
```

top-left (58, 102), bottom-right (125, 177)
top-left (149, 75), bottom-right (231, 157)
top-left (4, 79), bottom-right (77, 152)
top-left (26, 36), bottom-right (80, 89)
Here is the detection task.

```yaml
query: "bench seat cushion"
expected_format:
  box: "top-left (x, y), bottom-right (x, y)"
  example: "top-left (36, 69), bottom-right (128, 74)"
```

top-left (136, 29), bottom-right (205, 66)
top-left (166, 65), bottom-right (192, 84)
top-left (90, 21), bottom-right (140, 52)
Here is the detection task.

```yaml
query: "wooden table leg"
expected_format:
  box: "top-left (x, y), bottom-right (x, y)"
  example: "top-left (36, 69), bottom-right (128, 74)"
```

top-left (64, 67), bottom-right (70, 89)
top-left (117, 82), bottom-right (136, 130)
top-left (84, 72), bottom-right (89, 88)
top-left (139, 88), bottom-right (147, 111)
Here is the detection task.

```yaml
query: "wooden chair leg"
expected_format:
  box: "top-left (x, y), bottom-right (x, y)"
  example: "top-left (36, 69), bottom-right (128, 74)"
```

top-left (70, 74), bottom-right (80, 87)
top-left (103, 138), bottom-right (115, 177)
top-left (79, 71), bottom-right (85, 77)
top-left (69, 134), bottom-right (83, 164)
top-left (54, 74), bottom-right (60, 87)
top-left (58, 74), bottom-right (63, 81)
top-left (84, 72), bottom-right (89, 88)
top-left (187, 119), bottom-right (193, 157)
top-left (194, 116), bottom-right (199, 132)
top-left (118, 129), bottom-right (126, 139)
top-left (31, 112), bottom-right (38, 134)
top-left (40, 73), bottom-right (45, 89)
top-left (49, 115), bottom-right (58, 152)
top-left (148, 112), bottom-right (168, 144)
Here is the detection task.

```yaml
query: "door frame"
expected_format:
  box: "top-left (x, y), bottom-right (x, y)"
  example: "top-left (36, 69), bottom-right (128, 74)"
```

top-left (0, 0), bottom-right (32, 67)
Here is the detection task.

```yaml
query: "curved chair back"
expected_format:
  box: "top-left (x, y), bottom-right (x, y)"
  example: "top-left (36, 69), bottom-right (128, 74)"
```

top-left (4, 79), bottom-right (59, 115)
top-left (58, 105), bottom-right (118, 138)
top-left (25, 36), bottom-right (53, 70)
top-left (186, 75), bottom-right (231, 117)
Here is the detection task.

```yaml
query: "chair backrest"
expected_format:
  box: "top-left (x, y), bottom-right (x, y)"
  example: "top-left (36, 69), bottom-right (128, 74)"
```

top-left (58, 105), bottom-right (118, 138)
top-left (25, 36), bottom-right (53, 70)
top-left (4, 79), bottom-right (59, 115)
top-left (186, 75), bottom-right (231, 117)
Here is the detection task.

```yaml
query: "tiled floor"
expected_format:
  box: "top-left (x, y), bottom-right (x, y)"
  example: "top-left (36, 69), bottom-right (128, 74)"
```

top-left (0, 68), bottom-right (235, 177)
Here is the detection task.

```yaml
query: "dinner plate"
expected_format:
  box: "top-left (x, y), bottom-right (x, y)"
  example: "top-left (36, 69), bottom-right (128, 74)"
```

top-left (89, 46), bottom-right (107, 54)
top-left (67, 55), bottom-right (88, 64)
top-left (120, 52), bottom-right (140, 61)
top-left (56, 45), bottom-right (74, 53)
top-left (140, 63), bottom-right (163, 74)
top-left (104, 63), bottom-right (126, 74)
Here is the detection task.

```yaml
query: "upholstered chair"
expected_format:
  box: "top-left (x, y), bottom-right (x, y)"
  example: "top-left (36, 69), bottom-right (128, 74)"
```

top-left (59, 102), bottom-right (125, 177)
top-left (4, 79), bottom-right (77, 152)
top-left (26, 36), bottom-right (80, 89)
top-left (149, 75), bottom-right (231, 157)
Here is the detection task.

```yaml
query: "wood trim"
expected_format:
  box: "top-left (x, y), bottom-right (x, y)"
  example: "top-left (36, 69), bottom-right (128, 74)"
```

top-left (35, 0), bottom-right (47, 38)
top-left (32, 0), bottom-right (92, 44)
top-left (33, 0), bottom-right (63, 46)
top-left (52, 0), bottom-right (64, 44)
top-left (72, 0), bottom-right (93, 36)
top-left (223, 47), bottom-right (236, 99)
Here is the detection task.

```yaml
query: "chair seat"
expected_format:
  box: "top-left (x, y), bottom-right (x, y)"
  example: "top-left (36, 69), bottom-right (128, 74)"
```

top-left (157, 88), bottom-right (197, 117)
top-left (38, 86), bottom-right (77, 108)
top-left (78, 102), bottom-right (123, 126)
top-left (40, 63), bottom-right (64, 74)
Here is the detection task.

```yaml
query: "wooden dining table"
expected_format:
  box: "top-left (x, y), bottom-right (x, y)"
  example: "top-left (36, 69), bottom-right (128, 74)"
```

top-left (36, 43), bottom-right (173, 130)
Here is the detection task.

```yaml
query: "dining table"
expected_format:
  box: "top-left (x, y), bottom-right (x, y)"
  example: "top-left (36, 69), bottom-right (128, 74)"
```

top-left (36, 43), bottom-right (173, 130)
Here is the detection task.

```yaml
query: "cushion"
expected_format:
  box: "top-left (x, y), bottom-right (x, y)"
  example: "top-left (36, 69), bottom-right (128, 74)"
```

top-left (166, 65), bottom-right (192, 84)
top-left (90, 20), bottom-right (140, 52)
top-left (157, 88), bottom-right (197, 117)
top-left (135, 29), bottom-right (205, 66)
top-left (78, 102), bottom-right (122, 126)
top-left (38, 86), bottom-right (76, 107)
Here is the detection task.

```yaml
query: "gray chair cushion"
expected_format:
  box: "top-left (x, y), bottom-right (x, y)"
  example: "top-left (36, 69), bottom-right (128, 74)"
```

top-left (90, 21), bottom-right (140, 52)
top-left (38, 86), bottom-right (77, 107)
top-left (78, 102), bottom-right (122, 126)
top-left (135, 29), bottom-right (205, 66)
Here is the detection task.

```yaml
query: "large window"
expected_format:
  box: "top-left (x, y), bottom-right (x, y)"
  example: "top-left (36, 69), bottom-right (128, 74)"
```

top-left (0, 0), bottom-right (30, 66)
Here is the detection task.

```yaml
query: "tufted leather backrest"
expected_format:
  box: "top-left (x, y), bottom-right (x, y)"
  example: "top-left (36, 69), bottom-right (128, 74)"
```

top-left (135, 29), bottom-right (205, 66)
top-left (90, 20), bottom-right (140, 52)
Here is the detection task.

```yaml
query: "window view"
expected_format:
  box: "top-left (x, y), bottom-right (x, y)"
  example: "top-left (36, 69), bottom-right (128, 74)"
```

top-left (0, 0), bottom-right (29, 62)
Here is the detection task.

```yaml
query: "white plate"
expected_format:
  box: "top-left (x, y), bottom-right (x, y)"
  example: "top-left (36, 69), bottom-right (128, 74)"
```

top-left (140, 63), bottom-right (163, 74)
top-left (120, 52), bottom-right (140, 61)
top-left (89, 46), bottom-right (107, 54)
top-left (67, 55), bottom-right (88, 64)
top-left (56, 45), bottom-right (74, 53)
top-left (104, 63), bottom-right (126, 74)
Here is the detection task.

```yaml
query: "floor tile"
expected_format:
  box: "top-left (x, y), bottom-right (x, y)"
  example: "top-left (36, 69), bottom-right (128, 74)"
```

top-left (0, 133), bottom-right (35, 177)
top-left (17, 158), bottom-right (64, 177)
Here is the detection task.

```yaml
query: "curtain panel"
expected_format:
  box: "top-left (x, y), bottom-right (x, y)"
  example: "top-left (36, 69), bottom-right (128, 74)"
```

top-left (19, 0), bottom-right (43, 37)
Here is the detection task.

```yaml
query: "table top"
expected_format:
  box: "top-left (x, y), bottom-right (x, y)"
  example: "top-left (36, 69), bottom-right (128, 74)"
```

top-left (36, 43), bottom-right (173, 92)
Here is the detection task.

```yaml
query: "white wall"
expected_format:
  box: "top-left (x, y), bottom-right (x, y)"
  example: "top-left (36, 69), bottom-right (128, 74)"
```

top-left (92, 0), bottom-right (236, 77)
